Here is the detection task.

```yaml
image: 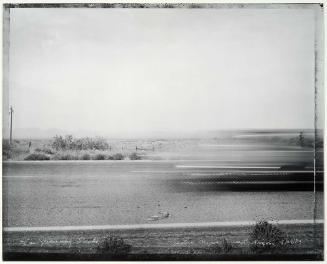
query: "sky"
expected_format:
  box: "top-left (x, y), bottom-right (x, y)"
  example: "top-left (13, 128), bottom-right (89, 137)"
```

top-left (4, 7), bottom-right (318, 138)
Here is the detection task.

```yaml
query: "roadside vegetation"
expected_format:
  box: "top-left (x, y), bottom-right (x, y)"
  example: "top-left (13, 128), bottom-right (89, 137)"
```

top-left (248, 132), bottom-right (321, 148)
top-left (35, 147), bottom-right (55, 154)
top-left (52, 135), bottom-right (109, 151)
top-left (96, 236), bottom-right (132, 256)
top-left (2, 135), bottom-right (144, 161)
top-left (4, 219), bottom-right (322, 260)
top-left (3, 139), bottom-right (30, 160)
top-left (129, 152), bottom-right (142, 160)
top-left (205, 220), bottom-right (295, 256)
top-left (208, 238), bottom-right (233, 254)
top-left (24, 153), bottom-right (50, 161)
top-left (249, 220), bottom-right (287, 253)
top-left (3, 131), bottom-right (322, 161)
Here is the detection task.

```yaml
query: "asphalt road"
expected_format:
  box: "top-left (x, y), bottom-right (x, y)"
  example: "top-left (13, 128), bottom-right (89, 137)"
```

top-left (3, 159), bottom-right (323, 228)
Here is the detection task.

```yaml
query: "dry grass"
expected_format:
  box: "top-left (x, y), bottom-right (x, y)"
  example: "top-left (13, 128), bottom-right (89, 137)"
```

top-left (24, 153), bottom-right (50, 160)
top-left (209, 238), bottom-right (233, 254)
top-left (96, 236), bottom-right (132, 256)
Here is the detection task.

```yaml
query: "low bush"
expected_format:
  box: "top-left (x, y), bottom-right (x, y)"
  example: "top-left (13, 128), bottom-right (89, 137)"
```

top-left (129, 152), bottom-right (141, 160)
top-left (24, 153), bottom-right (50, 161)
top-left (3, 152), bottom-right (11, 160)
top-left (53, 154), bottom-right (78, 160)
top-left (249, 220), bottom-right (286, 253)
top-left (3, 140), bottom-right (12, 160)
top-left (3, 140), bottom-right (30, 160)
top-left (81, 153), bottom-right (91, 160)
top-left (43, 148), bottom-right (55, 155)
top-left (35, 147), bottom-right (55, 155)
top-left (52, 135), bottom-right (109, 151)
top-left (63, 154), bottom-right (78, 160)
top-left (112, 153), bottom-right (124, 160)
top-left (94, 153), bottom-right (106, 160)
top-left (97, 236), bottom-right (132, 256)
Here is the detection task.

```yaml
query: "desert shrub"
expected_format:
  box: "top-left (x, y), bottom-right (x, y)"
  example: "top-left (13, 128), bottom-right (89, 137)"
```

top-left (91, 137), bottom-right (110, 150)
top-left (52, 135), bottom-right (109, 151)
top-left (52, 154), bottom-right (60, 160)
top-left (93, 153), bottom-right (106, 160)
top-left (3, 139), bottom-right (11, 149)
top-left (81, 153), bottom-right (91, 160)
top-left (61, 154), bottom-right (78, 160)
top-left (209, 238), bottom-right (233, 254)
top-left (249, 221), bottom-right (286, 253)
top-left (129, 152), bottom-right (141, 160)
top-left (112, 153), bottom-right (124, 160)
top-left (24, 153), bottom-right (50, 161)
top-left (2, 152), bottom-right (11, 160)
top-left (97, 236), bottom-right (132, 256)
top-left (3, 140), bottom-right (31, 160)
top-left (35, 147), bottom-right (55, 155)
top-left (3, 140), bottom-right (11, 160)
top-left (52, 135), bottom-right (67, 150)
top-left (53, 154), bottom-right (78, 160)
top-left (43, 148), bottom-right (55, 155)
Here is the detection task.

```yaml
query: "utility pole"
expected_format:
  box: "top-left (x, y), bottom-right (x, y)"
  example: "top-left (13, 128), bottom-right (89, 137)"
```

top-left (9, 106), bottom-right (13, 144)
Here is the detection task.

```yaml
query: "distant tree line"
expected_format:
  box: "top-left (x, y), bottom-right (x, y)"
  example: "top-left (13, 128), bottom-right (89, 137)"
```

top-left (52, 135), bottom-right (109, 151)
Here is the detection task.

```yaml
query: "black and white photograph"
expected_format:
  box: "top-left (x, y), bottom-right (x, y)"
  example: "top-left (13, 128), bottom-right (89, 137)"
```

top-left (2, 2), bottom-right (324, 261)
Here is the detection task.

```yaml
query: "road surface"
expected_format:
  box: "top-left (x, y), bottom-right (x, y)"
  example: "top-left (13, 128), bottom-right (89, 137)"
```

top-left (3, 158), bottom-right (323, 228)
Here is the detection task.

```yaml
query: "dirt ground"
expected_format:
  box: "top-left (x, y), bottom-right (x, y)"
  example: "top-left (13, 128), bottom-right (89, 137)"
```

top-left (3, 223), bottom-right (323, 260)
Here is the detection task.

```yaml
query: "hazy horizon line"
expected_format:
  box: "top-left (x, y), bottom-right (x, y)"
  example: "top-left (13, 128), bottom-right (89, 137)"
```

top-left (3, 127), bottom-right (317, 140)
